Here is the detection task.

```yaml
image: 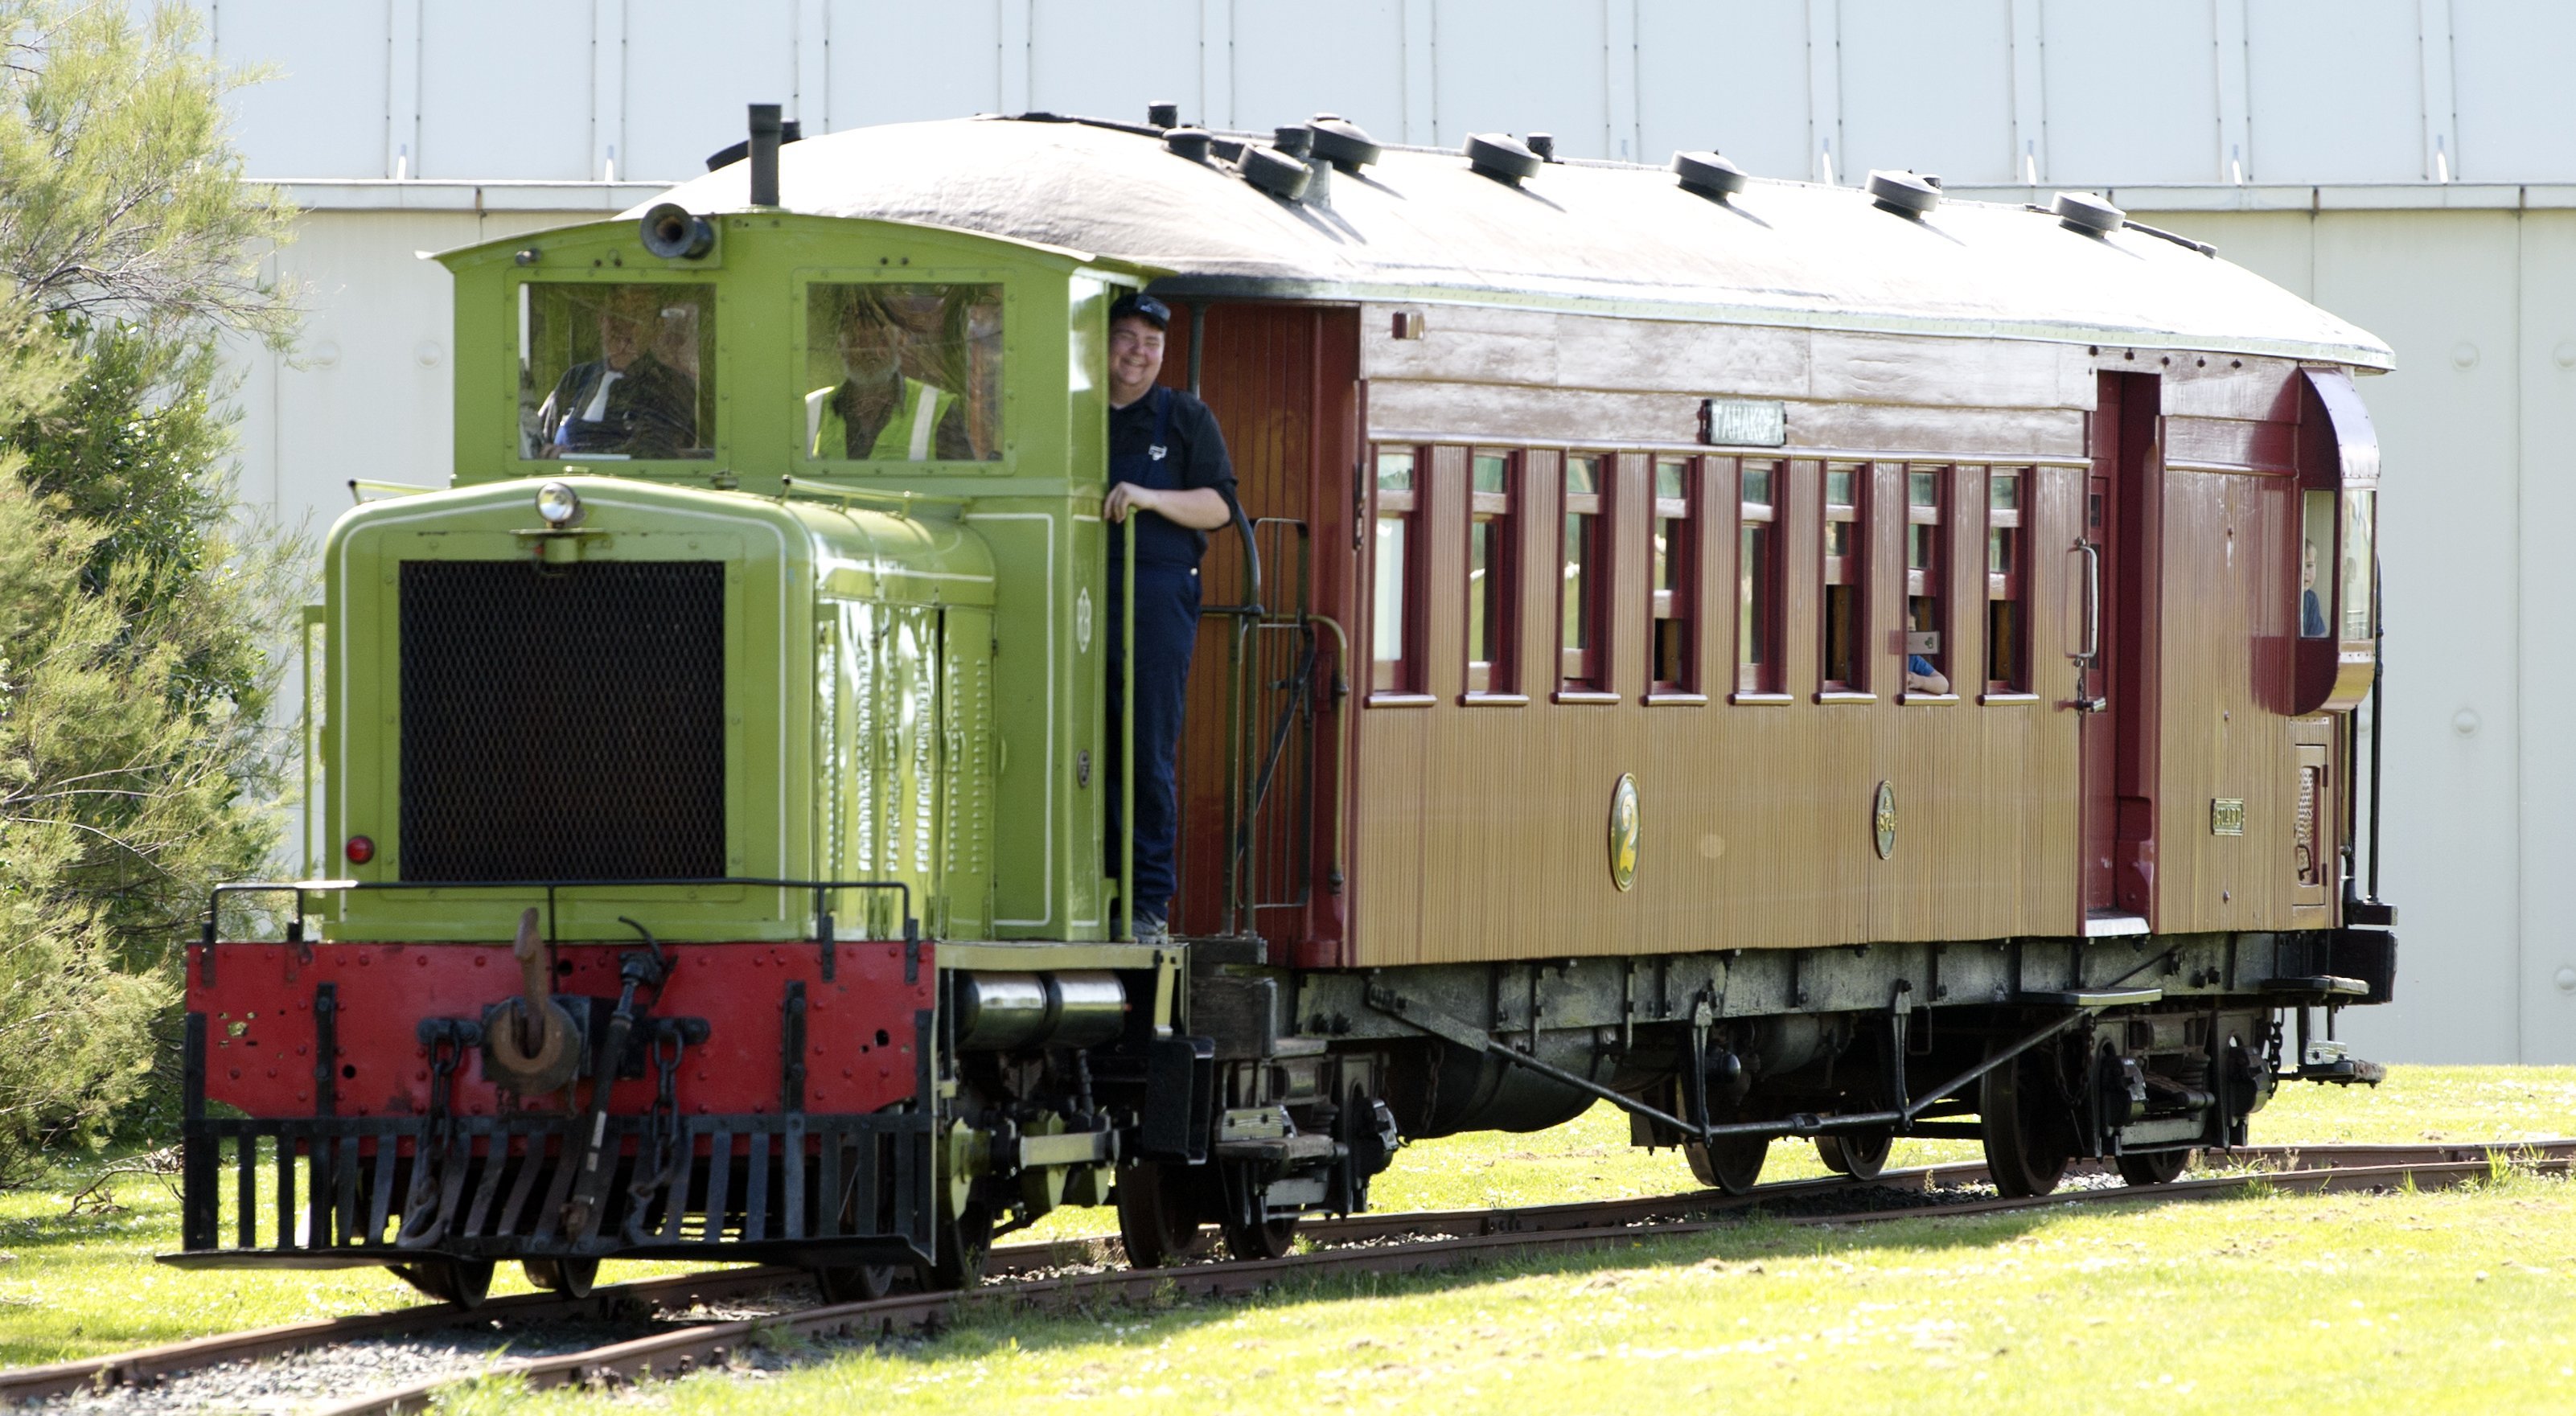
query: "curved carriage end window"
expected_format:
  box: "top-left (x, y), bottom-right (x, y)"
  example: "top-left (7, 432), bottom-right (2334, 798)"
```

top-left (2299, 490), bottom-right (2334, 639)
top-left (2340, 489), bottom-right (2375, 641)
top-left (1372, 447), bottom-right (1419, 694)
top-left (1986, 470), bottom-right (2027, 691)
top-left (521, 283), bottom-right (715, 460)
top-left (803, 283), bottom-right (1004, 462)
top-left (1467, 451), bottom-right (1518, 694)
top-left (1561, 455), bottom-right (1606, 691)
top-left (1737, 461), bottom-right (1779, 694)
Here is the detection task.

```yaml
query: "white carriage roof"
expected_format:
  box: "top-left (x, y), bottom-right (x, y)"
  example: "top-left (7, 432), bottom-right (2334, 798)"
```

top-left (639, 117), bottom-right (2394, 370)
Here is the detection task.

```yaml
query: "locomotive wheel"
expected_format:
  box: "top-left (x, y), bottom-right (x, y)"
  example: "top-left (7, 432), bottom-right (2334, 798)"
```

top-left (390, 1258), bottom-right (495, 1309)
top-left (522, 1256), bottom-right (598, 1299)
top-left (815, 1262), bottom-right (902, 1303)
top-left (1815, 1128), bottom-right (1894, 1181)
top-left (2114, 1148), bottom-right (2194, 1187)
top-left (1980, 1049), bottom-right (2073, 1198)
top-left (1115, 1161), bottom-right (1206, 1270)
top-left (1683, 1135), bottom-right (1768, 1195)
top-left (922, 1201), bottom-right (996, 1292)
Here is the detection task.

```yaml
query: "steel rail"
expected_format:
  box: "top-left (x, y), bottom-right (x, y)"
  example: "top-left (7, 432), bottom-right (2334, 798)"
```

top-left (310, 1147), bottom-right (2572, 1416)
top-left (11, 1139), bottom-right (2560, 1404)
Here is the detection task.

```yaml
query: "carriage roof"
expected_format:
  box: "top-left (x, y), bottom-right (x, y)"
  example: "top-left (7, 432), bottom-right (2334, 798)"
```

top-left (634, 116), bottom-right (2391, 371)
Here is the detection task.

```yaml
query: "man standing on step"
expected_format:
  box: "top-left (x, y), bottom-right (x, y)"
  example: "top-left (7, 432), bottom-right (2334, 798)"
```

top-left (1102, 292), bottom-right (1237, 945)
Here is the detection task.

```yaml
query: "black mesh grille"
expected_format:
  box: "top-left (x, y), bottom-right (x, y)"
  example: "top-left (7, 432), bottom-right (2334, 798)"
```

top-left (399, 560), bottom-right (725, 881)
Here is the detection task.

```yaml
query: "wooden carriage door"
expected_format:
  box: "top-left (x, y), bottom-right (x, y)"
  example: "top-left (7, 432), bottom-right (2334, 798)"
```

top-left (2081, 371), bottom-right (2163, 927)
top-left (2078, 469), bottom-right (2118, 917)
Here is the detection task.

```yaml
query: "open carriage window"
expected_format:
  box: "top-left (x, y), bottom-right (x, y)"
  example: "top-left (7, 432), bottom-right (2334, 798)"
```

top-left (1822, 463), bottom-right (1866, 692)
top-left (1987, 470), bottom-right (2027, 691)
top-left (1467, 451), bottom-right (1518, 694)
top-left (1651, 458), bottom-right (1696, 692)
top-left (803, 282), bottom-right (1004, 462)
top-left (1561, 455), bottom-right (1606, 691)
top-left (1372, 447), bottom-right (1420, 694)
top-left (520, 283), bottom-right (715, 460)
top-left (2299, 490), bottom-right (2334, 638)
top-left (1905, 468), bottom-right (1946, 693)
top-left (1737, 461), bottom-right (1779, 694)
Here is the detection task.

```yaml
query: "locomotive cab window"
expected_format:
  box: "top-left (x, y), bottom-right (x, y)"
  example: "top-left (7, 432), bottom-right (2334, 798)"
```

top-left (803, 282), bottom-right (1004, 462)
top-left (520, 282), bottom-right (715, 460)
top-left (1986, 470), bottom-right (2027, 692)
top-left (1372, 447), bottom-right (1421, 695)
top-left (1561, 455), bottom-right (1605, 692)
top-left (1650, 458), bottom-right (1695, 693)
top-left (1904, 468), bottom-right (1946, 696)
top-left (1822, 463), bottom-right (1866, 693)
top-left (1737, 461), bottom-right (1779, 695)
top-left (1467, 451), bottom-right (1518, 695)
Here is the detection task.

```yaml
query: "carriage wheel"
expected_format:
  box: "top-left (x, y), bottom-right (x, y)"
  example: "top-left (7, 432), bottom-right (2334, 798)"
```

top-left (522, 1256), bottom-right (599, 1299)
top-left (1815, 1128), bottom-right (1894, 1182)
top-left (1684, 1135), bottom-right (1768, 1195)
top-left (391, 1258), bottom-right (495, 1309)
top-left (1218, 1160), bottom-right (1298, 1261)
top-left (2115, 1148), bottom-right (2193, 1187)
top-left (815, 1262), bottom-right (902, 1303)
top-left (1980, 1049), bottom-right (2073, 1198)
top-left (1114, 1161), bottom-right (1206, 1270)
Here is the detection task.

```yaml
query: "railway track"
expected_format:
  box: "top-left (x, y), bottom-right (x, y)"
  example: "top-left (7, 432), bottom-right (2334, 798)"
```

top-left (8, 1139), bottom-right (2565, 1413)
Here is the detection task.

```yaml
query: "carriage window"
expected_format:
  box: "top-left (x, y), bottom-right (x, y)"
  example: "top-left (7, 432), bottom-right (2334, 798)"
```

top-left (1651, 458), bottom-right (1695, 692)
top-left (1905, 468), bottom-right (1946, 694)
top-left (520, 283), bottom-right (715, 460)
top-left (1738, 462), bottom-right (1778, 694)
top-left (1822, 464), bottom-right (1865, 692)
top-left (803, 282), bottom-right (1004, 462)
top-left (1561, 455), bottom-right (1604, 690)
top-left (2299, 490), bottom-right (2333, 638)
top-left (1468, 452), bottom-right (1518, 694)
top-left (1373, 448), bottom-right (1419, 693)
top-left (2340, 490), bottom-right (2375, 640)
top-left (1987, 470), bottom-right (2027, 691)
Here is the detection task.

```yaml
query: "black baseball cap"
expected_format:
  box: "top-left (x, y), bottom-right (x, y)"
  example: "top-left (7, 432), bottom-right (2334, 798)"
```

top-left (1111, 292), bottom-right (1171, 329)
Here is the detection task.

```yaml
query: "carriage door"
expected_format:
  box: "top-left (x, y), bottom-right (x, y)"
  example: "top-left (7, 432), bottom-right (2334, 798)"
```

top-left (2079, 371), bottom-right (2162, 929)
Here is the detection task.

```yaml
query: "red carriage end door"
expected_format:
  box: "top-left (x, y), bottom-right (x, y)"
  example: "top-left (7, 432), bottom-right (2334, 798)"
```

top-left (2080, 371), bottom-right (2163, 927)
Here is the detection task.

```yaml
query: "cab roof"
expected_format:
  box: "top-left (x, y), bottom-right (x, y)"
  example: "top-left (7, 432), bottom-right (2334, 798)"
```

top-left (636, 115), bottom-right (2393, 371)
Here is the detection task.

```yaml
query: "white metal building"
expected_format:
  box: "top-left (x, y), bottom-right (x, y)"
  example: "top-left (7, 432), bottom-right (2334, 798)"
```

top-left (199, 1), bottom-right (2576, 1062)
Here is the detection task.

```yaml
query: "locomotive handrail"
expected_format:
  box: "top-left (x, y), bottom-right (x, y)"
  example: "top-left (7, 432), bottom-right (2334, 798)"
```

top-left (203, 876), bottom-right (918, 955)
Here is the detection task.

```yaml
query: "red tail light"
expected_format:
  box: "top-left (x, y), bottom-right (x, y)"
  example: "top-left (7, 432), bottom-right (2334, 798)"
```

top-left (344, 835), bottom-right (375, 865)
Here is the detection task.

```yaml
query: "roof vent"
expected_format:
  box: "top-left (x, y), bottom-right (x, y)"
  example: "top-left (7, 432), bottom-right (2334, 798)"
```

top-left (1239, 144), bottom-right (1313, 201)
top-left (1867, 169), bottom-right (1940, 218)
top-left (1671, 150), bottom-right (1748, 198)
top-left (1527, 133), bottom-right (1557, 162)
top-left (1165, 127), bottom-right (1213, 162)
top-left (1309, 117), bottom-right (1381, 173)
top-left (1274, 125), bottom-right (1313, 158)
top-left (1147, 101), bottom-right (1179, 129)
top-left (2053, 191), bottom-right (2126, 236)
top-left (701, 116), bottom-right (801, 174)
top-left (1465, 133), bottom-right (1542, 185)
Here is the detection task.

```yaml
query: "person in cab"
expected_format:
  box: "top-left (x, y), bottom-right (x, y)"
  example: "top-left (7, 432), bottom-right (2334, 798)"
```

top-left (808, 290), bottom-right (973, 461)
top-left (536, 286), bottom-right (699, 458)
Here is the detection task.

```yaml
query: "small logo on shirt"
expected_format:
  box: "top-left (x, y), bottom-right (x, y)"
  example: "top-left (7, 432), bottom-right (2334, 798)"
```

top-left (1149, 445), bottom-right (1168, 461)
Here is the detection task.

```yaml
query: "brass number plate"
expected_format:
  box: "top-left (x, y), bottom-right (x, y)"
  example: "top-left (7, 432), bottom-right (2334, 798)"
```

top-left (2210, 798), bottom-right (2246, 836)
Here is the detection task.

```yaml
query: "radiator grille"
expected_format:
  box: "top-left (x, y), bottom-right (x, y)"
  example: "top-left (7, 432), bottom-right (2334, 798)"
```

top-left (398, 560), bottom-right (725, 881)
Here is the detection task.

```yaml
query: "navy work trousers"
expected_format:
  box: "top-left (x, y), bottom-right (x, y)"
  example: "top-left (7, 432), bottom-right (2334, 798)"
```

top-left (1104, 560), bottom-right (1200, 923)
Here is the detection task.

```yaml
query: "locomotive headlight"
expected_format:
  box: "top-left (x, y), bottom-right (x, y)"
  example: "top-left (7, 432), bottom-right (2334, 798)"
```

top-left (535, 480), bottom-right (585, 528)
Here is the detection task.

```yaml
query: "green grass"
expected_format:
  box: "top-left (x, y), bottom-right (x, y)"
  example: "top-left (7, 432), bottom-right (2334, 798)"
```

top-left (0, 1064), bottom-right (2566, 1385)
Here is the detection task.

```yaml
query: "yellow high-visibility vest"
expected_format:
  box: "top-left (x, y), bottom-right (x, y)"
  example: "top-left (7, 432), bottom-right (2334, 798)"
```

top-left (807, 377), bottom-right (957, 461)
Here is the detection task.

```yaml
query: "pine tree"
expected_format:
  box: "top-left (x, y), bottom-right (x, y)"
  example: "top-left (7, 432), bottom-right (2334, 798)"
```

top-left (0, 1), bottom-right (298, 1179)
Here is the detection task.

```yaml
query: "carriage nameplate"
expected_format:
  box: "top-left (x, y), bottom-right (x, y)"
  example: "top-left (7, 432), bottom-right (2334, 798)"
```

top-left (1699, 397), bottom-right (1788, 448)
top-left (2211, 798), bottom-right (2246, 835)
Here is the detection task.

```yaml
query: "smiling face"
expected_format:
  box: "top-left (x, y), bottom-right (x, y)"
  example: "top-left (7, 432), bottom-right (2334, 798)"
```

top-left (1108, 314), bottom-right (1165, 405)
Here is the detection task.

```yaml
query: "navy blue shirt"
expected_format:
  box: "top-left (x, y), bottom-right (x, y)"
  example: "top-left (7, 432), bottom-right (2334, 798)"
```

top-left (1108, 386), bottom-right (1238, 568)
